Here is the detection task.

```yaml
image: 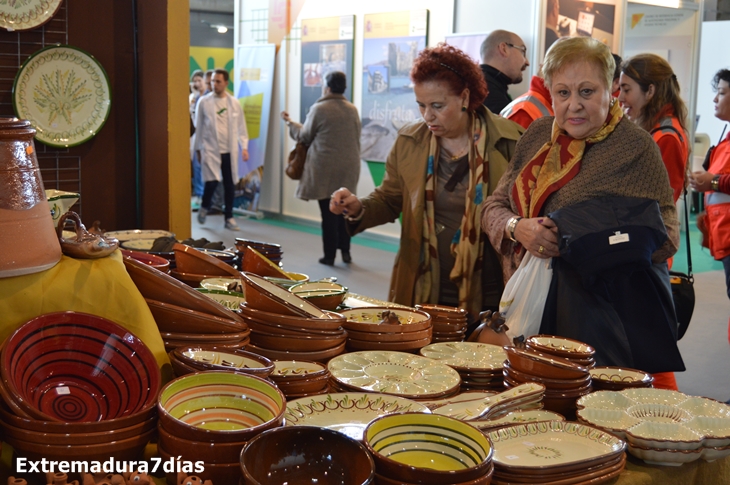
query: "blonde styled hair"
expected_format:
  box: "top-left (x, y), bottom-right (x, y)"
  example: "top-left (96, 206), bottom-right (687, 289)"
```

top-left (543, 37), bottom-right (615, 91)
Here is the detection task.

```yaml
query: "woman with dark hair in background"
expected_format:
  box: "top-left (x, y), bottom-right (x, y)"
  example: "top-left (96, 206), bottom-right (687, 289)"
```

top-left (620, 54), bottom-right (689, 203)
top-left (330, 44), bottom-right (523, 319)
top-left (281, 71), bottom-right (361, 266)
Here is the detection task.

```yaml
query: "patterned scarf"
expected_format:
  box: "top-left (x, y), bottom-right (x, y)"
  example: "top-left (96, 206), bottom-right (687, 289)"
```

top-left (414, 111), bottom-right (489, 315)
top-left (513, 100), bottom-right (623, 218)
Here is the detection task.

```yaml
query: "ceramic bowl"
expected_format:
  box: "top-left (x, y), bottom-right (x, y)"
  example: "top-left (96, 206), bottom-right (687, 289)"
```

top-left (195, 288), bottom-right (246, 312)
top-left (250, 330), bottom-right (347, 352)
top-left (171, 347), bottom-right (274, 377)
top-left (45, 189), bottom-right (79, 227)
top-left (264, 272), bottom-right (309, 289)
top-left (158, 423), bottom-right (247, 464)
top-left (235, 237), bottom-right (282, 253)
top-left (346, 336), bottom-right (432, 352)
top-left (624, 421), bottom-right (704, 450)
top-left (270, 360), bottom-right (329, 380)
top-left (0, 413), bottom-right (156, 446)
top-left (164, 338), bottom-right (249, 354)
top-left (340, 307), bottom-right (432, 333)
top-left (244, 317), bottom-right (346, 337)
top-left (590, 366), bottom-right (654, 390)
top-left (238, 304), bottom-right (344, 330)
top-left (289, 281), bottom-right (348, 310)
top-left (346, 327), bottom-right (432, 343)
top-left (145, 298), bottom-right (247, 334)
top-left (242, 272), bottom-right (330, 318)
top-left (161, 330), bottom-right (250, 345)
top-left (240, 426), bottom-right (375, 485)
top-left (503, 346), bottom-right (588, 380)
top-left (120, 249), bottom-right (170, 272)
top-left (503, 361), bottom-right (591, 390)
top-left (123, 256), bottom-right (243, 322)
top-left (119, 238), bottom-right (175, 260)
top-left (170, 269), bottom-right (219, 287)
top-left (201, 277), bottom-right (243, 292)
top-left (6, 427), bottom-right (155, 462)
top-left (364, 412), bottom-right (493, 484)
top-left (525, 335), bottom-right (596, 359)
top-left (242, 246), bottom-right (292, 279)
top-left (414, 304), bottom-right (469, 320)
top-left (173, 243), bottom-right (241, 278)
top-left (273, 374), bottom-right (331, 396)
top-left (374, 465), bottom-right (493, 485)
top-left (245, 341), bottom-right (346, 363)
top-left (1, 312), bottom-right (160, 423)
top-left (157, 371), bottom-right (285, 443)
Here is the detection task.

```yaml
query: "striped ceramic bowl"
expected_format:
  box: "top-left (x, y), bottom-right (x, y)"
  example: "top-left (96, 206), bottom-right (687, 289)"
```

top-left (363, 412), bottom-right (493, 484)
top-left (157, 371), bottom-right (285, 443)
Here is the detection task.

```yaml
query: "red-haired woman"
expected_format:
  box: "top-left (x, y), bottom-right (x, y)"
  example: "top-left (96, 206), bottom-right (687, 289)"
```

top-left (330, 44), bottom-right (524, 318)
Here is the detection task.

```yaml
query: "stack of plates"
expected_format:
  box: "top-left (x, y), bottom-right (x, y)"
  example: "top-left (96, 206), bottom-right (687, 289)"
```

top-left (235, 237), bottom-right (283, 265)
top-left (504, 346), bottom-right (591, 420)
top-left (171, 243), bottom-right (240, 287)
top-left (122, 256), bottom-right (250, 352)
top-left (240, 273), bottom-right (347, 363)
top-left (416, 304), bottom-right (468, 343)
top-left (590, 366), bottom-right (654, 391)
top-left (420, 342), bottom-right (506, 391)
top-left (486, 421), bottom-right (627, 485)
top-left (327, 351), bottom-right (461, 401)
top-left (577, 388), bottom-right (730, 465)
top-left (526, 335), bottom-right (596, 369)
top-left (269, 360), bottom-right (332, 399)
top-left (340, 307), bottom-right (433, 352)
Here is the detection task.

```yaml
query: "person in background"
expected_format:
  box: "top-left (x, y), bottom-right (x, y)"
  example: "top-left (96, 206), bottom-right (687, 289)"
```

top-left (482, 37), bottom-right (683, 389)
top-left (479, 30), bottom-right (530, 114)
top-left (281, 71), bottom-right (361, 266)
top-left (204, 69), bottom-right (214, 94)
top-left (189, 70), bottom-right (206, 204)
top-left (611, 53), bottom-right (622, 97)
top-left (500, 70), bottom-right (553, 129)
top-left (620, 54), bottom-right (689, 203)
top-left (544, 0), bottom-right (560, 54)
top-left (690, 69), bottom-right (730, 309)
top-left (330, 44), bottom-right (523, 318)
top-left (194, 68), bottom-right (249, 231)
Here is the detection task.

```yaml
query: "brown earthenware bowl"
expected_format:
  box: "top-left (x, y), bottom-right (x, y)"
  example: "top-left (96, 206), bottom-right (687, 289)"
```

top-left (249, 330), bottom-right (347, 352)
top-left (121, 249), bottom-right (170, 273)
top-left (245, 341), bottom-right (346, 363)
top-left (173, 243), bottom-right (241, 278)
top-left (158, 423), bottom-right (247, 463)
top-left (240, 426), bottom-right (375, 485)
top-left (159, 443), bottom-right (242, 484)
top-left (238, 304), bottom-right (344, 331)
top-left (503, 361), bottom-right (592, 390)
top-left (525, 335), bottom-right (596, 360)
top-left (145, 298), bottom-right (247, 334)
top-left (170, 347), bottom-right (274, 378)
top-left (503, 346), bottom-right (588, 380)
top-left (242, 245), bottom-right (292, 279)
top-left (244, 317), bottom-right (346, 337)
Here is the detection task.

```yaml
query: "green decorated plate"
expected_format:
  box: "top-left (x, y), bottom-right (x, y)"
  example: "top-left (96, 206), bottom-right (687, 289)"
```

top-left (0, 0), bottom-right (62, 31)
top-left (13, 44), bottom-right (111, 147)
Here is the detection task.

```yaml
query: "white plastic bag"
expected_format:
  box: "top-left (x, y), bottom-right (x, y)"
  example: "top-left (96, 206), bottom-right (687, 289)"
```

top-left (499, 252), bottom-right (553, 340)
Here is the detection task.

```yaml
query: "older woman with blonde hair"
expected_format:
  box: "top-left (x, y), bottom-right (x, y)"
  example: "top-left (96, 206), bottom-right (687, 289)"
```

top-left (482, 37), bottom-right (684, 388)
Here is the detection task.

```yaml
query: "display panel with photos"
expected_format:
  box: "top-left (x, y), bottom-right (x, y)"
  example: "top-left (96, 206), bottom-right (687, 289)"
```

top-left (544, 0), bottom-right (616, 56)
top-left (360, 9), bottom-right (428, 162)
top-left (299, 15), bottom-right (355, 120)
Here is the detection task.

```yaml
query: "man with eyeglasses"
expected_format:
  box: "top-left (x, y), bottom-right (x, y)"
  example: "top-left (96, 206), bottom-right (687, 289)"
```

top-left (479, 30), bottom-right (530, 114)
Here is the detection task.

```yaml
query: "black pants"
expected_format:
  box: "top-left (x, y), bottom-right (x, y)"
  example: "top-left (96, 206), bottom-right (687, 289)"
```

top-left (201, 153), bottom-right (234, 220)
top-left (318, 198), bottom-right (350, 260)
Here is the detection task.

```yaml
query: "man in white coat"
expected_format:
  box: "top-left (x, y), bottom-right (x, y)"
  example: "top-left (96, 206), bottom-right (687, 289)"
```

top-left (194, 68), bottom-right (249, 231)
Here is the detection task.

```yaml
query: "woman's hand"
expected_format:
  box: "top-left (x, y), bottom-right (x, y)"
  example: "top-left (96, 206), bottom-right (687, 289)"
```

top-left (513, 217), bottom-right (559, 258)
top-left (330, 188), bottom-right (363, 218)
top-left (690, 171), bottom-right (715, 192)
top-left (280, 111), bottom-right (291, 123)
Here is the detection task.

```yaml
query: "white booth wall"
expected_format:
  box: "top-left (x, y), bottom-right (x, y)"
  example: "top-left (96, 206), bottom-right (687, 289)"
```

top-left (696, 20), bottom-right (730, 154)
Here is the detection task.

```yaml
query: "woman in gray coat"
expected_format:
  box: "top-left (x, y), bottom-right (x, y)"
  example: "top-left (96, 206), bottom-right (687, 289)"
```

top-left (281, 71), bottom-right (361, 265)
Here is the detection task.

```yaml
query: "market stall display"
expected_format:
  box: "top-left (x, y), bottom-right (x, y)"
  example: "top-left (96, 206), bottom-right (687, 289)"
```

top-left (268, 360), bottom-right (331, 399)
top-left (340, 307), bottom-right (433, 352)
top-left (420, 342), bottom-right (506, 392)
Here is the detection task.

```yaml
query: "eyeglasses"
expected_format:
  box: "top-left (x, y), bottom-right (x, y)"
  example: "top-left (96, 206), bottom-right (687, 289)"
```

top-left (505, 43), bottom-right (527, 57)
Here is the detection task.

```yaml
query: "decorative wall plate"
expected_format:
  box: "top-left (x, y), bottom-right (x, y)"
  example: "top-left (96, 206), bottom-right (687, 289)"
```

top-left (13, 44), bottom-right (111, 148)
top-left (0, 0), bottom-right (62, 31)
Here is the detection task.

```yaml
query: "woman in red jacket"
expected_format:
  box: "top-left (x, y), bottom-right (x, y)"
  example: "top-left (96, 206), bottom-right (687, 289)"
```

top-left (619, 54), bottom-right (689, 203)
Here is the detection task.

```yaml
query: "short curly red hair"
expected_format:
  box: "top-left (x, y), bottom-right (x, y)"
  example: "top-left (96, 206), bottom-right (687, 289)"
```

top-left (410, 43), bottom-right (488, 112)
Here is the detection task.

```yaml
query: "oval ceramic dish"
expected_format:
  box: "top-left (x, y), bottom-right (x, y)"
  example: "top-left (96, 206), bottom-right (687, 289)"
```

top-left (104, 229), bottom-right (175, 241)
top-left (328, 351), bottom-right (461, 399)
top-left (419, 342), bottom-right (507, 372)
top-left (242, 272), bottom-right (330, 318)
top-left (525, 335), bottom-right (596, 359)
top-left (340, 307), bottom-right (431, 333)
top-left (172, 347), bottom-right (274, 377)
top-left (285, 392), bottom-right (430, 441)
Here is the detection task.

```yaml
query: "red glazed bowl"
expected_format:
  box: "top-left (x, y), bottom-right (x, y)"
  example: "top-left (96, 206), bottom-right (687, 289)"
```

top-left (1, 312), bottom-right (160, 423)
top-left (121, 249), bottom-right (170, 273)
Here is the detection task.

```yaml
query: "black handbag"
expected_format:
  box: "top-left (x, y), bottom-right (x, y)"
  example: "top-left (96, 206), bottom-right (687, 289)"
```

top-left (670, 185), bottom-right (695, 340)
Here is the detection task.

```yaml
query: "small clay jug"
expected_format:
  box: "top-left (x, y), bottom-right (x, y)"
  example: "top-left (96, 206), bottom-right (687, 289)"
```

top-left (0, 117), bottom-right (61, 278)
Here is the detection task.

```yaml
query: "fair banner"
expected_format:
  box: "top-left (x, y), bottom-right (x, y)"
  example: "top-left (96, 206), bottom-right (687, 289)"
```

top-left (233, 44), bottom-right (276, 212)
top-left (360, 9), bottom-right (428, 163)
top-left (300, 15), bottom-right (355, 120)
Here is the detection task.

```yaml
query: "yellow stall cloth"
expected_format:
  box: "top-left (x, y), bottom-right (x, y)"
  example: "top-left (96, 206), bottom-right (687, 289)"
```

top-left (0, 250), bottom-right (170, 375)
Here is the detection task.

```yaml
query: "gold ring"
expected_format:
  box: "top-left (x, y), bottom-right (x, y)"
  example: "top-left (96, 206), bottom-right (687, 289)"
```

top-left (538, 245), bottom-right (545, 254)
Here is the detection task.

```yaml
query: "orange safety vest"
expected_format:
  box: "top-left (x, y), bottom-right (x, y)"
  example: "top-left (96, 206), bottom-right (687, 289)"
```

top-left (500, 91), bottom-right (553, 123)
top-left (706, 136), bottom-right (730, 260)
top-left (650, 114), bottom-right (689, 203)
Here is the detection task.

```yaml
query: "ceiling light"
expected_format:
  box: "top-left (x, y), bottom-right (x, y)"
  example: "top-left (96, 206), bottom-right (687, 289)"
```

top-left (217, 26), bottom-right (228, 34)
